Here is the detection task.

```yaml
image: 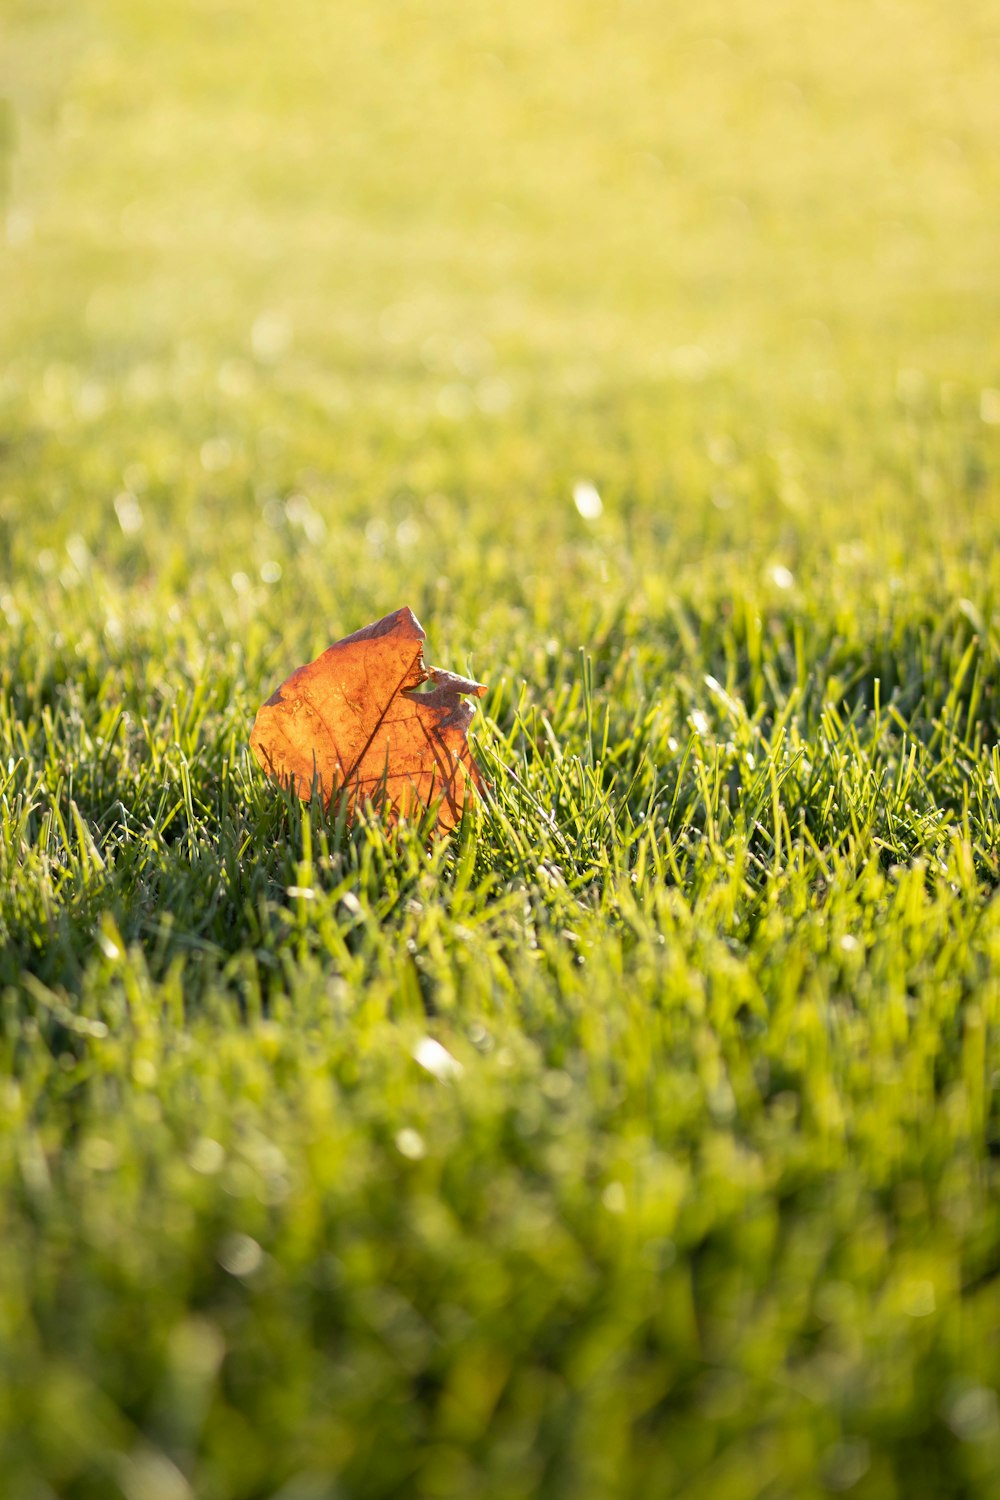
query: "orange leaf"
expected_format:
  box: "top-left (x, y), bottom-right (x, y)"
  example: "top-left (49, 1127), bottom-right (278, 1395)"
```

top-left (250, 606), bottom-right (487, 831)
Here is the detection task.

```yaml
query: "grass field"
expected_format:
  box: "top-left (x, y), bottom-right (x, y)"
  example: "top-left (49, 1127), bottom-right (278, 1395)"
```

top-left (2, 0), bottom-right (1000, 1496)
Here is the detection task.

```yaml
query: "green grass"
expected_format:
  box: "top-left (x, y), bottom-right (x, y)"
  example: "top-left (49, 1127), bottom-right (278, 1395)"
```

top-left (2, 0), bottom-right (1000, 1496)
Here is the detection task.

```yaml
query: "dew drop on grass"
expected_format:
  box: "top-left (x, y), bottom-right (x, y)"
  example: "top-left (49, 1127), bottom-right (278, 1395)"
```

top-left (114, 491), bottom-right (144, 535)
top-left (395, 1128), bottom-right (427, 1160)
top-left (189, 1137), bottom-right (225, 1175)
top-left (285, 493), bottom-right (325, 542)
top-left (217, 1233), bottom-right (263, 1279)
top-left (819, 1439), bottom-right (870, 1492)
top-left (573, 480), bottom-right (603, 520)
top-left (945, 1385), bottom-right (1000, 1442)
top-left (412, 1037), bottom-right (463, 1082)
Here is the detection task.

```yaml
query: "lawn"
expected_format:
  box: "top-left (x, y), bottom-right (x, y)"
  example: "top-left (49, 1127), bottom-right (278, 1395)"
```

top-left (1, 0), bottom-right (999, 1496)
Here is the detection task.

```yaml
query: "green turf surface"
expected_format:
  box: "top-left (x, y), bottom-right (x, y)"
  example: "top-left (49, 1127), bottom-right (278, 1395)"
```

top-left (2, 0), bottom-right (1000, 1495)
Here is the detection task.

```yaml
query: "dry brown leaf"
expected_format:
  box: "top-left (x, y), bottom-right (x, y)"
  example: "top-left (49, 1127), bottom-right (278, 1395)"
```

top-left (250, 606), bottom-right (486, 831)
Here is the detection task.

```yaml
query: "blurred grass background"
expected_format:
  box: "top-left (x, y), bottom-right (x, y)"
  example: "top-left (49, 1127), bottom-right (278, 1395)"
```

top-left (3, 0), bottom-right (999, 620)
top-left (1, 0), bottom-right (1000, 1497)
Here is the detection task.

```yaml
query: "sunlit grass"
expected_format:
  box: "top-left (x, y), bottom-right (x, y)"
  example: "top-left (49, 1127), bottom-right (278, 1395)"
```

top-left (1, 0), bottom-right (999, 1496)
